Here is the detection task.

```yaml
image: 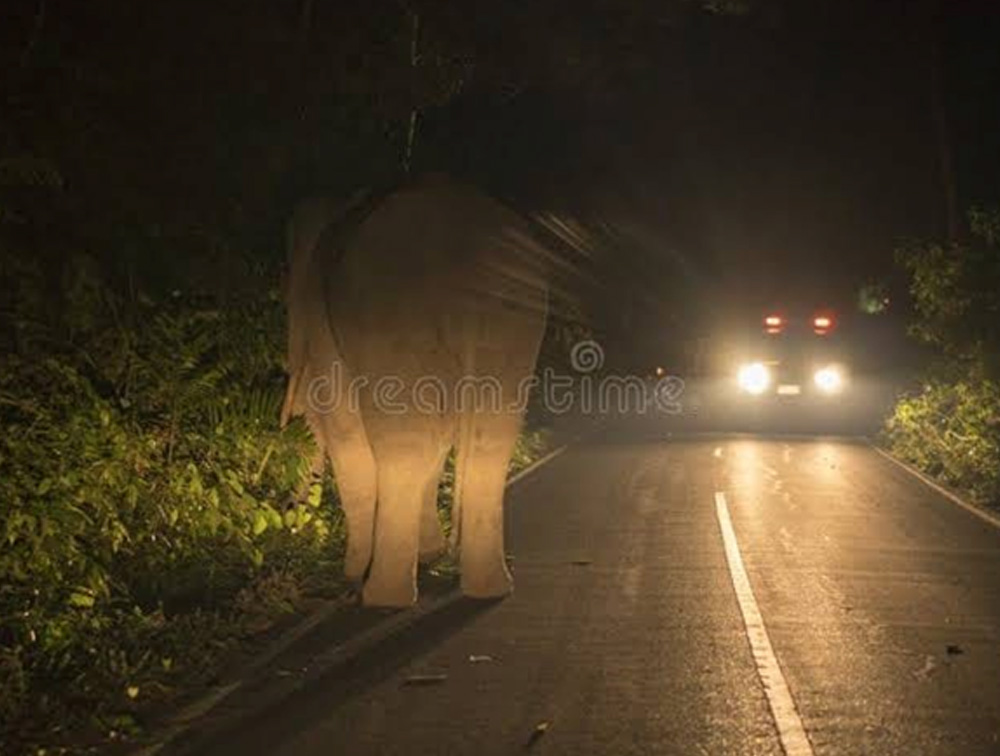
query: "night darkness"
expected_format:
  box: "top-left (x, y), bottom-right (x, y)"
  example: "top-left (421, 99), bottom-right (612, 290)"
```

top-left (3, 2), bottom-right (1000, 753)
top-left (3, 2), bottom-right (998, 310)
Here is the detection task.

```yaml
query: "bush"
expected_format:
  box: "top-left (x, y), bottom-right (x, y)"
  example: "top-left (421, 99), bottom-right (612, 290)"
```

top-left (885, 377), bottom-right (1000, 505)
top-left (896, 206), bottom-right (1000, 374)
top-left (0, 249), bottom-right (346, 752)
top-left (885, 206), bottom-right (1000, 507)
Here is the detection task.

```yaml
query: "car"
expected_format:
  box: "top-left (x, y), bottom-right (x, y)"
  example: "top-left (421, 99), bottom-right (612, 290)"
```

top-left (733, 310), bottom-right (849, 403)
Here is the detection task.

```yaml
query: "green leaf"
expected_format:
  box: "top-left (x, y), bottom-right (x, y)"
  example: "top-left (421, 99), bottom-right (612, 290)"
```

top-left (252, 510), bottom-right (268, 536)
top-left (266, 506), bottom-right (283, 529)
top-left (226, 472), bottom-right (245, 495)
top-left (69, 590), bottom-right (95, 608)
top-left (307, 482), bottom-right (322, 508)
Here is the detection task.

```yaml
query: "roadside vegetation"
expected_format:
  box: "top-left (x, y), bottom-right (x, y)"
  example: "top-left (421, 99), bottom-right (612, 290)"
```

top-left (1, 238), bottom-right (332, 751)
top-left (0, 230), bottom-right (559, 753)
top-left (884, 207), bottom-right (1000, 507)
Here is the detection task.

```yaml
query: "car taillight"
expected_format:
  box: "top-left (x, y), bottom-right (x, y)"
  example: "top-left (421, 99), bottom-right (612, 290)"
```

top-left (813, 314), bottom-right (834, 335)
top-left (764, 315), bottom-right (784, 334)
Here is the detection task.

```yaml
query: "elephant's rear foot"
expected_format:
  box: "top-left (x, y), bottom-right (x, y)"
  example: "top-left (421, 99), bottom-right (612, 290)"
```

top-left (362, 569), bottom-right (418, 608)
top-left (460, 556), bottom-right (513, 599)
top-left (461, 573), bottom-right (513, 600)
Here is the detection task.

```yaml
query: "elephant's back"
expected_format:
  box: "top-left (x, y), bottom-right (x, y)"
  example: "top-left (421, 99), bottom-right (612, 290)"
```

top-left (328, 174), bottom-right (549, 330)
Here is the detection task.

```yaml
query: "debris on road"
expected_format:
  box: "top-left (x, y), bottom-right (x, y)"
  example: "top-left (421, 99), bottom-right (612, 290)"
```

top-left (946, 644), bottom-right (964, 656)
top-left (525, 720), bottom-right (550, 748)
top-left (469, 654), bottom-right (495, 663)
top-left (403, 673), bottom-right (448, 686)
top-left (569, 559), bottom-right (592, 566)
top-left (914, 655), bottom-right (937, 680)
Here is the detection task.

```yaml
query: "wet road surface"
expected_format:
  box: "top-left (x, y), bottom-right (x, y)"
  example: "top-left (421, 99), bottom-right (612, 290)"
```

top-left (191, 429), bottom-right (1000, 756)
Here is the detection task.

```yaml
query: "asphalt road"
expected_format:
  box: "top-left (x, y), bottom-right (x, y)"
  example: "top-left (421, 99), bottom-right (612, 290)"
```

top-left (196, 426), bottom-right (1000, 756)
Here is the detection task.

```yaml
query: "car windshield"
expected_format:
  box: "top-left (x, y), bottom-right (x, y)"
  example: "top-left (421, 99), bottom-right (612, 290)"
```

top-left (758, 326), bottom-right (845, 362)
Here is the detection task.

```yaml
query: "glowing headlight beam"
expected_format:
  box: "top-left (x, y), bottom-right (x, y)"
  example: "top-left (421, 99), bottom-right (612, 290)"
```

top-left (813, 366), bottom-right (843, 394)
top-left (738, 362), bottom-right (771, 395)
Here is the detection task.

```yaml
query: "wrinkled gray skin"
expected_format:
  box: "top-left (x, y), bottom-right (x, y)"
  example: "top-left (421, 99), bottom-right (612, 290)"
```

top-left (282, 175), bottom-right (549, 607)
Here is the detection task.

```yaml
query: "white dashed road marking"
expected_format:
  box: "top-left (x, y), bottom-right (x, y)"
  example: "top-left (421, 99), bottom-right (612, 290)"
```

top-left (714, 491), bottom-right (815, 756)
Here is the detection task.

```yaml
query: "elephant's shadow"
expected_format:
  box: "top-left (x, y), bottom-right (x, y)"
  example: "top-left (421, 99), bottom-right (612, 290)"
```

top-left (175, 596), bottom-right (500, 755)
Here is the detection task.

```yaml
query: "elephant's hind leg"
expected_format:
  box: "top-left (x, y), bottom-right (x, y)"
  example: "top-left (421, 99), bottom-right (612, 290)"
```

top-left (363, 432), bottom-right (447, 607)
top-left (453, 412), bottom-right (521, 599)
top-left (325, 430), bottom-right (377, 583)
top-left (289, 362), bottom-right (377, 584)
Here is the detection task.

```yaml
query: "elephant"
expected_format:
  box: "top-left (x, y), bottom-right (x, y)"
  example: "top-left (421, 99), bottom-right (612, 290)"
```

top-left (280, 174), bottom-right (553, 607)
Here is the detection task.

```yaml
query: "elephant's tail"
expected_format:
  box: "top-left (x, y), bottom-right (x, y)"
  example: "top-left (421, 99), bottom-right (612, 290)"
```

top-left (283, 197), bottom-right (336, 426)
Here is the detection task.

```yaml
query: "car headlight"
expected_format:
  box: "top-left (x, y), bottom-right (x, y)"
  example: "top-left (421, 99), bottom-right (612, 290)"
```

top-left (737, 362), bottom-right (771, 395)
top-left (813, 366), bottom-right (844, 394)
